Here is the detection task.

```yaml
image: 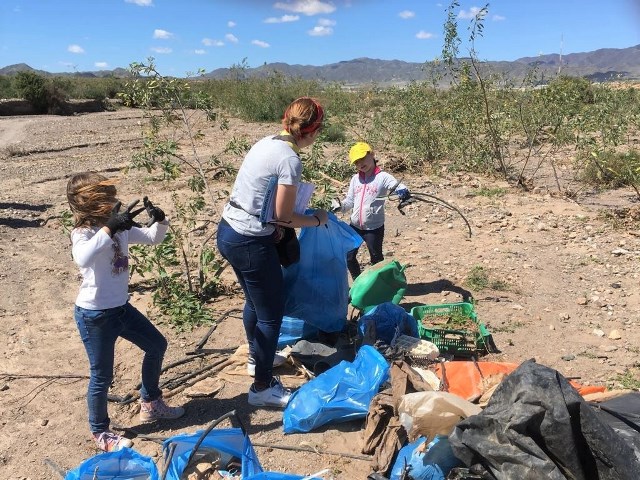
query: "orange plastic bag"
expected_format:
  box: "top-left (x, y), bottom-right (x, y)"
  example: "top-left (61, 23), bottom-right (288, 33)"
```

top-left (433, 361), bottom-right (605, 402)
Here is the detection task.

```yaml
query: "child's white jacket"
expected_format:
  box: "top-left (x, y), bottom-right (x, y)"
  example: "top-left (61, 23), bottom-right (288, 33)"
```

top-left (340, 167), bottom-right (406, 231)
top-left (71, 223), bottom-right (168, 309)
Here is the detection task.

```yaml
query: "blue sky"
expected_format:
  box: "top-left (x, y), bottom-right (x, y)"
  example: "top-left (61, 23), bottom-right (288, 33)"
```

top-left (1, 0), bottom-right (639, 75)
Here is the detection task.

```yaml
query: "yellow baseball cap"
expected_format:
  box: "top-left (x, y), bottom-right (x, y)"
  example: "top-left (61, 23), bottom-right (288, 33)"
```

top-left (348, 142), bottom-right (372, 164)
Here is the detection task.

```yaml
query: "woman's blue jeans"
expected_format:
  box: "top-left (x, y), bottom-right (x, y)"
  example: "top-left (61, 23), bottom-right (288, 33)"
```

top-left (216, 219), bottom-right (284, 385)
top-left (74, 302), bottom-right (167, 433)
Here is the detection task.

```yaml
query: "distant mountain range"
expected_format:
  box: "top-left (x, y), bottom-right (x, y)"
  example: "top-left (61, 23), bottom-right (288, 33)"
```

top-left (2, 44), bottom-right (639, 86)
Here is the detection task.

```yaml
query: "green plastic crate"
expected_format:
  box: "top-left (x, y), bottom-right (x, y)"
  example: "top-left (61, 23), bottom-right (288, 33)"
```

top-left (410, 302), bottom-right (495, 357)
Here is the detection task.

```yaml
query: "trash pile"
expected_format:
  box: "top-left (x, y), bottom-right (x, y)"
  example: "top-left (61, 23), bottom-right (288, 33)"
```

top-left (265, 216), bottom-right (640, 479)
top-left (64, 215), bottom-right (640, 480)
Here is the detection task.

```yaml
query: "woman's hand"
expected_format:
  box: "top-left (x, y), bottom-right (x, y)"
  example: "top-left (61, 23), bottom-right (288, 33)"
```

top-left (312, 209), bottom-right (329, 227)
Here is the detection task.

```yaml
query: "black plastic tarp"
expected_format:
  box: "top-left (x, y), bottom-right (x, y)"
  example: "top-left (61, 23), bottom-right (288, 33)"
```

top-left (448, 360), bottom-right (640, 480)
top-left (590, 392), bottom-right (640, 466)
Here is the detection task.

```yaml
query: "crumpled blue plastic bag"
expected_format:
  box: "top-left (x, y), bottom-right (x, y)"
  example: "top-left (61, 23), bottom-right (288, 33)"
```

top-left (282, 212), bottom-right (362, 334)
top-left (390, 437), bottom-right (428, 480)
top-left (65, 447), bottom-right (159, 480)
top-left (162, 428), bottom-right (262, 480)
top-left (283, 345), bottom-right (390, 434)
top-left (277, 316), bottom-right (319, 349)
top-left (389, 435), bottom-right (462, 480)
top-left (358, 302), bottom-right (419, 345)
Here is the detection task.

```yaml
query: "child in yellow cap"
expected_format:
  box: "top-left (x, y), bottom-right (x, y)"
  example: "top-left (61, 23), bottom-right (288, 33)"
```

top-left (332, 142), bottom-right (409, 279)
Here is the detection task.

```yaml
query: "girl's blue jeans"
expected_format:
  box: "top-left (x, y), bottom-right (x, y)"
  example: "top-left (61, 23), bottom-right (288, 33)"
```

top-left (347, 224), bottom-right (385, 279)
top-left (74, 302), bottom-right (167, 433)
top-left (216, 218), bottom-right (284, 386)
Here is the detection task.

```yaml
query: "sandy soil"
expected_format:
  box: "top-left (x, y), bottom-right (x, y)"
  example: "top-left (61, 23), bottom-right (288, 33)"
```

top-left (0, 109), bottom-right (639, 480)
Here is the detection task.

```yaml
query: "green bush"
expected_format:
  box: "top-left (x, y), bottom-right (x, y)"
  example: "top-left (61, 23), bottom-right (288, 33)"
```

top-left (321, 121), bottom-right (346, 143)
top-left (14, 71), bottom-right (49, 112)
top-left (544, 75), bottom-right (595, 106)
top-left (46, 77), bottom-right (71, 114)
top-left (581, 149), bottom-right (640, 191)
top-left (196, 72), bottom-right (324, 123)
top-left (11, 72), bottom-right (73, 113)
top-left (0, 76), bottom-right (18, 98)
top-left (67, 76), bottom-right (126, 100)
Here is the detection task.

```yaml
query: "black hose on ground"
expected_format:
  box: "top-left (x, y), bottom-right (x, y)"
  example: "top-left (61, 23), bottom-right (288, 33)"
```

top-left (396, 192), bottom-right (473, 238)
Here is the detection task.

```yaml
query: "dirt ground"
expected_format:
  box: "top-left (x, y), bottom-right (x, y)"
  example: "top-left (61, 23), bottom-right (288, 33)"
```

top-left (0, 109), bottom-right (639, 480)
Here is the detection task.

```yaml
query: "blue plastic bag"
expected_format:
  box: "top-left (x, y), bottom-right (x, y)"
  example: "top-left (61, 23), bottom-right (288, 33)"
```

top-left (65, 447), bottom-right (159, 480)
top-left (389, 435), bottom-right (463, 480)
top-left (358, 302), bottom-right (419, 345)
top-left (277, 316), bottom-right (320, 349)
top-left (283, 345), bottom-right (390, 434)
top-left (389, 437), bottom-right (428, 480)
top-left (162, 427), bottom-right (262, 480)
top-left (281, 212), bottom-right (362, 334)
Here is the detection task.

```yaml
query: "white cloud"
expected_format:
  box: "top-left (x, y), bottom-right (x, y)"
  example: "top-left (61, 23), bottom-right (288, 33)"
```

top-left (228, 20), bottom-right (236, 27)
top-left (264, 14), bottom-right (300, 23)
top-left (68, 44), bottom-right (85, 54)
top-left (458, 7), bottom-right (485, 20)
top-left (492, 14), bottom-right (506, 21)
top-left (125, 0), bottom-right (153, 6)
top-left (416, 30), bottom-right (434, 39)
top-left (94, 62), bottom-right (108, 68)
top-left (225, 33), bottom-right (239, 43)
top-left (308, 17), bottom-right (335, 36)
top-left (308, 25), bottom-right (332, 36)
top-left (252, 39), bottom-right (270, 48)
top-left (274, 0), bottom-right (336, 16)
top-left (398, 10), bottom-right (415, 19)
top-left (202, 38), bottom-right (224, 47)
top-left (153, 29), bottom-right (174, 39)
top-left (150, 46), bottom-right (172, 54)
top-left (317, 18), bottom-right (335, 26)
top-left (194, 49), bottom-right (206, 55)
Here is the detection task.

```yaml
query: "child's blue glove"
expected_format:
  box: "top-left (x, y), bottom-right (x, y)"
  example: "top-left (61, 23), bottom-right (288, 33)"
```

top-left (395, 188), bottom-right (411, 201)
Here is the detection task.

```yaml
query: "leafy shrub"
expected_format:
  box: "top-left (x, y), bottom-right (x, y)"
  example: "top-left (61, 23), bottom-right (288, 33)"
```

top-left (581, 149), bottom-right (640, 193)
top-left (120, 58), bottom-right (238, 328)
top-left (69, 76), bottom-right (126, 100)
top-left (0, 76), bottom-right (18, 98)
top-left (12, 72), bottom-right (72, 114)
top-left (195, 68), bottom-right (324, 123)
top-left (14, 71), bottom-right (49, 113)
top-left (321, 121), bottom-right (346, 143)
top-left (45, 77), bottom-right (71, 114)
top-left (544, 75), bottom-right (595, 106)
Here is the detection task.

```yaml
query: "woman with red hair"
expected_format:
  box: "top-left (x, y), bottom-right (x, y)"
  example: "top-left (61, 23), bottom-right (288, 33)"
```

top-left (217, 97), bottom-right (329, 408)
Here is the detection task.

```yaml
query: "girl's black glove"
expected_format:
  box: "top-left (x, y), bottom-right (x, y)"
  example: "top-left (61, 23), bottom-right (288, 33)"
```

top-left (143, 196), bottom-right (166, 227)
top-left (106, 200), bottom-right (144, 235)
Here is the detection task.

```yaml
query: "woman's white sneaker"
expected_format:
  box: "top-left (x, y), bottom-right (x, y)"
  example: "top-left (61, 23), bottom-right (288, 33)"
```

top-left (248, 377), bottom-right (291, 408)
